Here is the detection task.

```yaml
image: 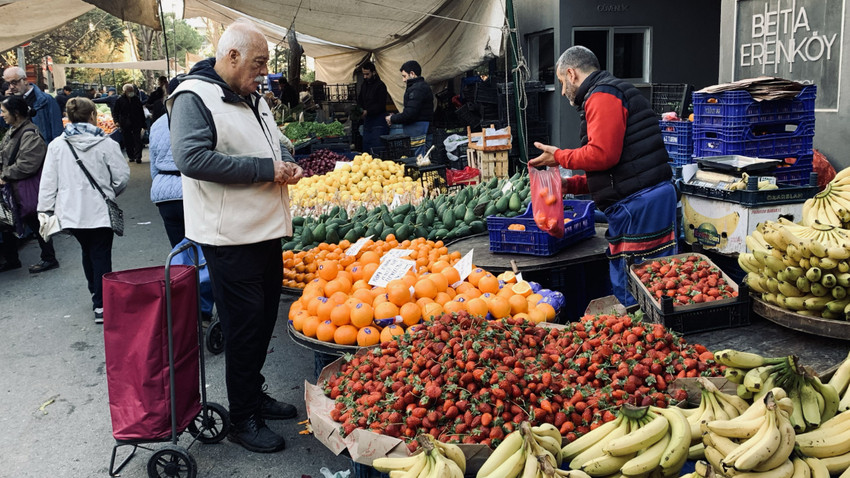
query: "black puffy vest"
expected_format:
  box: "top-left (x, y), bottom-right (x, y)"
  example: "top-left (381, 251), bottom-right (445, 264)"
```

top-left (575, 71), bottom-right (671, 211)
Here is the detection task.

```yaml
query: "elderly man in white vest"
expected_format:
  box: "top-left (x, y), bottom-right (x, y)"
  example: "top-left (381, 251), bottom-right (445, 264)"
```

top-left (166, 18), bottom-right (302, 454)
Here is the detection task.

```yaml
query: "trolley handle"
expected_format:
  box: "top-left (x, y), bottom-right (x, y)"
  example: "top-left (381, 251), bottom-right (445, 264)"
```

top-left (166, 240), bottom-right (201, 272)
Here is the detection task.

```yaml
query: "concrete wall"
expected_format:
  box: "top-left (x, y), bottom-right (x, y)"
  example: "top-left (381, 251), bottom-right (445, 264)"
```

top-left (719, 0), bottom-right (850, 169)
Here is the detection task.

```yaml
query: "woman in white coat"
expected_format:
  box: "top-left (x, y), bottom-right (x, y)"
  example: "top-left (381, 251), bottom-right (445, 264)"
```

top-left (38, 97), bottom-right (130, 323)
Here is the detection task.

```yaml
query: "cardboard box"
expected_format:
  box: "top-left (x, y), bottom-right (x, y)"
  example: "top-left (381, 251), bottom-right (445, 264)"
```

top-left (682, 194), bottom-right (804, 254)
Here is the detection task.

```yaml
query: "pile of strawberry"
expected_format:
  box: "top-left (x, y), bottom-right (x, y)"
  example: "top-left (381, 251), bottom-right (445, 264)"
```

top-left (323, 312), bottom-right (722, 450)
top-left (633, 255), bottom-right (738, 307)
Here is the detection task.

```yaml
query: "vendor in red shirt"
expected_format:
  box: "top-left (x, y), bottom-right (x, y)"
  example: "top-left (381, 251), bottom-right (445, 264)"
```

top-left (529, 46), bottom-right (677, 306)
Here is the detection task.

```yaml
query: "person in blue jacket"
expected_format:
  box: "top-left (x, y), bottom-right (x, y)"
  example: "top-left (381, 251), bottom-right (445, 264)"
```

top-left (149, 79), bottom-right (184, 248)
top-left (2, 67), bottom-right (63, 142)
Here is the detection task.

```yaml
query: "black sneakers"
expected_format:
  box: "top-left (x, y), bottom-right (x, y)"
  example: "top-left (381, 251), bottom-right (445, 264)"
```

top-left (0, 261), bottom-right (22, 273)
top-left (94, 308), bottom-right (104, 324)
top-left (260, 393), bottom-right (298, 420)
top-left (227, 415), bottom-right (286, 453)
top-left (29, 260), bottom-right (59, 274)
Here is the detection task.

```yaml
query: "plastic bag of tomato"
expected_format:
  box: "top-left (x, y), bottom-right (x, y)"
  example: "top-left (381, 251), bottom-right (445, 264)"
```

top-left (313, 311), bottom-right (722, 457)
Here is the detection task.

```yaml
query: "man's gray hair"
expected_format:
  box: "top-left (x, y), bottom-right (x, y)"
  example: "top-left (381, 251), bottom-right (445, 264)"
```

top-left (122, 83), bottom-right (134, 92)
top-left (3, 66), bottom-right (26, 80)
top-left (216, 18), bottom-right (265, 61)
top-left (556, 46), bottom-right (601, 75)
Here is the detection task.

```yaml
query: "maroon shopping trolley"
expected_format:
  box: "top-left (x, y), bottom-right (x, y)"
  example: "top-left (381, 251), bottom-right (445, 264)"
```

top-left (104, 242), bottom-right (229, 478)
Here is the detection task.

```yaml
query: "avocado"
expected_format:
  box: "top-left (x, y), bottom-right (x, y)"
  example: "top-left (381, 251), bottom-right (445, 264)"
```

top-left (509, 192), bottom-right (521, 212)
top-left (425, 209), bottom-right (436, 224)
top-left (442, 210), bottom-right (456, 230)
top-left (427, 229), bottom-right (438, 241)
top-left (435, 228), bottom-right (449, 239)
top-left (454, 225), bottom-right (471, 238)
top-left (382, 213), bottom-right (394, 228)
top-left (469, 220), bottom-right (486, 233)
top-left (396, 224), bottom-right (411, 241)
top-left (329, 206), bottom-right (340, 218)
top-left (495, 196), bottom-right (510, 213)
top-left (484, 204), bottom-right (498, 217)
top-left (292, 216), bottom-right (305, 227)
top-left (313, 224), bottom-right (326, 242)
top-left (463, 207), bottom-right (477, 223)
top-left (487, 177), bottom-right (498, 189)
top-left (282, 241), bottom-right (297, 251)
top-left (302, 227), bottom-right (314, 245)
top-left (414, 225), bottom-right (428, 238)
top-left (343, 229), bottom-right (359, 243)
top-left (326, 228), bottom-right (340, 244)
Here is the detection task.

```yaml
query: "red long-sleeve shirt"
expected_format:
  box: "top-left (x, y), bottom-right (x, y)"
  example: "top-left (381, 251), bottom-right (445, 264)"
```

top-left (554, 90), bottom-right (629, 195)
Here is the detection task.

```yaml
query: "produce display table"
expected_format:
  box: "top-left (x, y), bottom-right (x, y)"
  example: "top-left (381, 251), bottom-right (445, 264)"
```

top-left (447, 226), bottom-right (612, 321)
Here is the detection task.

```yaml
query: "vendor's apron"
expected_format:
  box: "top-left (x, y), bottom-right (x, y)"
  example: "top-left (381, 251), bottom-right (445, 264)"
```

top-left (604, 181), bottom-right (678, 307)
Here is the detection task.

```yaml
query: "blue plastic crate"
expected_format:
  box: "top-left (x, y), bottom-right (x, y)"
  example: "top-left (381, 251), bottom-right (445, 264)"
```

top-left (488, 200), bottom-right (596, 256)
top-left (693, 84), bottom-right (816, 127)
top-left (772, 154), bottom-right (814, 186)
top-left (669, 152), bottom-right (695, 167)
top-left (693, 119), bottom-right (814, 158)
top-left (660, 120), bottom-right (693, 162)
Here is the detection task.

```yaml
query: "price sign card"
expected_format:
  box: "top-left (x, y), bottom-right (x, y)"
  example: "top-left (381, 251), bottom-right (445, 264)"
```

top-left (389, 194), bottom-right (403, 209)
top-left (345, 235), bottom-right (373, 256)
top-left (368, 258), bottom-right (415, 287)
top-left (452, 249), bottom-right (474, 287)
top-left (380, 248), bottom-right (414, 262)
top-left (334, 161), bottom-right (351, 171)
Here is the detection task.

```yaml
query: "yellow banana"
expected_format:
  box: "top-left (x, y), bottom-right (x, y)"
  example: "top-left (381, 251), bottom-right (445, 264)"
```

top-left (688, 441), bottom-right (705, 461)
top-left (373, 452), bottom-right (428, 473)
top-left (651, 406), bottom-right (690, 475)
top-left (434, 440), bottom-right (466, 473)
top-left (561, 414), bottom-right (624, 462)
top-left (778, 280), bottom-right (805, 297)
top-left (520, 452), bottom-right (537, 478)
top-left (716, 390), bottom-right (751, 416)
top-left (477, 440), bottom-right (526, 478)
top-left (817, 449), bottom-right (850, 475)
top-left (477, 429), bottom-right (523, 477)
top-left (706, 414), bottom-right (766, 439)
top-left (729, 406), bottom-right (781, 471)
top-left (580, 450), bottom-right (634, 475)
top-left (703, 445), bottom-right (726, 474)
top-left (804, 456), bottom-right (831, 478)
top-left (714, 349), bottom-right (770, 369)
top-left (811, 376), bottom-right (840, 422)
top-left (619, 433), bottom-right (670, 476)
top-left (752, 410), bottom-right (795, 471)
top-left (729, 458), bottom-right (794, 478)
top-left (791, 456), bottom-right (812, 478)
top-left (603, 414), bottom-right (669, 457)
top-left (828, 351), bottom-right (850, 395)
top-left (569, 418), bottom-right (629, 470)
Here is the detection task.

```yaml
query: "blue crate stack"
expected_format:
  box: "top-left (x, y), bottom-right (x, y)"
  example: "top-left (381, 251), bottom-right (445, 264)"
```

top-left (660, 120), bottom-right (694, 166)
top-left (692, 85), bottom-right (817, 186)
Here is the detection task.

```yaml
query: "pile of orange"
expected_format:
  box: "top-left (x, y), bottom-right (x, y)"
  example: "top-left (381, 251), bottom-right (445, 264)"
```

top-left (287, 236), bottom-right (559, 347)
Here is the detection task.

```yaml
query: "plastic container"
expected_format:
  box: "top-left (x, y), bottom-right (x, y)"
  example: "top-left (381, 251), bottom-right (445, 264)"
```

top-left (692, 119), bottom-right (814, 158)
top-left (627, 253), bottom-right (751, 334)
top-left (650, 83), bottom-right (694, 117)
top-left (692, 85), bottom-right (816, 128)
top-left (678, 174), bottom-right (818, 206)
top-left (488, 199), bottom-right (596, 256)
top-left (379, 134), bottom-right (413, 160)
top-left (660, 120), bottom-right (693, 164)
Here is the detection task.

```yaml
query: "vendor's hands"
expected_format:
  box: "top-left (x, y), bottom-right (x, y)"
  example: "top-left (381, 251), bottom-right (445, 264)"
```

top-left (284, 162), bottom-right (303, 185)
top-left (528, 142), bottom-right (560, 168)
top-left (385, 115), bottom-right (392, 126)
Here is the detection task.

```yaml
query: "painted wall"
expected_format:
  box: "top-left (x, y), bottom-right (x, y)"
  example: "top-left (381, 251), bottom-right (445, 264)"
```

top-left (720, 0), bottom-right (850, 169)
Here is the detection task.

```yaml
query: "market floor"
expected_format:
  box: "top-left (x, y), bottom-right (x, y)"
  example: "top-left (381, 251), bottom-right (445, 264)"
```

top-left (0, 149), bottom-right (354, 477)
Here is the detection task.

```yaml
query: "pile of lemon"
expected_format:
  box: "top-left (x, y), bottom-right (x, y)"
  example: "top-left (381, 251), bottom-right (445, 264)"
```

top-left (289, 154), bottom-right (423, 207)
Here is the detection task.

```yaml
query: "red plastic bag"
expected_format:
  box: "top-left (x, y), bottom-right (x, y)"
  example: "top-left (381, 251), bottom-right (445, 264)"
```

top-left (446, 166), bottom-right (480, 185)
top-left (528, 165), bottom-right (564, 238)
top-left (814, 149), bottom-right (836, 191)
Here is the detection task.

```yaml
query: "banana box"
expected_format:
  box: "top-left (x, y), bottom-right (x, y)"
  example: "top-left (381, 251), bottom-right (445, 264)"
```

top-left (682, 195), bottom-right (804, 254)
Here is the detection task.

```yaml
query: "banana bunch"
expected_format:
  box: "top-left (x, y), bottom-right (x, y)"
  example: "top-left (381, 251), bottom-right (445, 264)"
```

top-left (373, 434), bottom-right (466, 478)
top-left (740, 219), bottom-right (850, 320)
top-left (726, 172), bottom-right (779, 191)
top-left (829, 351), bottom-right (850, 412)
top-left (702, 390), bottom-right (797, 477)
top-left (716, 349), bottom-right (840, 432)
top-left (795, 410), bottom-right (850, 475)
top-left (802, 167), bottom-right (850, 228)
top-left (476, 422), bottom-right (581, 478)
top-left (680, 460), bottom-right (717, 478)
top-left (560, 403), bottom-right (689, 477)
top-left (683, 377), bottom-right (750, 449)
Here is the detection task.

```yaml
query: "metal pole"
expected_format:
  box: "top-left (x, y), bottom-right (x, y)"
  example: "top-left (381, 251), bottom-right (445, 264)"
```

top-left (505, 0), bottom-right (528, 165)
top-left (17, 46), bottom-right (25, 70)
top-left (158, 0), bottom-right (171, 77)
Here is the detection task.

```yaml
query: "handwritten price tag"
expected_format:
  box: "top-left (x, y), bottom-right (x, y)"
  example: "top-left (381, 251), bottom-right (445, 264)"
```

top-left (368, 258), bottom-right (415, 287)
top-left (345, 235), bottom-right (373, 256)
top-left (334, 161), bottom-right (351, 171)
top-left (452, 249), bottom-right (474, 287)
top-left (380, 248), bottom-right (414, 262)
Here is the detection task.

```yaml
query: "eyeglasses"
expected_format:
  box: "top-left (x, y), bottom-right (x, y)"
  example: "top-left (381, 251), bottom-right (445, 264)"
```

top-left (5, 78), bottom-right (26, 85)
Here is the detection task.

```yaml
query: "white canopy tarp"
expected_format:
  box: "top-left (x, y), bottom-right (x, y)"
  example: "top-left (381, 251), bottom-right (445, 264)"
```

top-left (182, 0), bottom-right (506, 107)
top-left (52, 59), bottom-right (169, 88)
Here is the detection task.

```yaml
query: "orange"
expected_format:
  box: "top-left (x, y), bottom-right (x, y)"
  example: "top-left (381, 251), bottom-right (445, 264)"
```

top-left (380, 324), bottom-right (405, 343)
top-left (324, 279), bottom-right (345, 298)
top-left (362, 263), bottom-right (380, 282)
top-left (478, 274), bottom-right (500, 294)
top-left (431, 260), bottom-right (451, 274)
top-left (372, 292), bottom-right (390, 308)
top-left (350, 302), bottom-right (374, 328)
top-left (537, 303), bottom-right (557, 321)
top-left (434, 292), bottom-right (452, 306)
top-left (401, 273), bottom-right (417, 288)
top-left (329, 291), bottom-right (349, 305)
top-left (357, 326), bottom-right (381, 346)
top-left (334, 325), bottom-right (359, 345)
top-left (488, 296), bottom-right (512, 319)
top-left (496, 286), bottom-right (515, 299)
top-left (335, 273), bottom-right (353, 291)
top-left (317, 261), bottom-right (339, 281)
top-left (291, 310), bottom-right (309, 331)
top-left (399, 302), bottom-right (422, 326)
top-left (316, 320), bottom-right (338, 342)
top-left (329, 303), bottom-right (351, 326)
top-left (527, 308), bottom-right (546, 324)
top-left (512, 281), bottom-right (533, 297)
top-left (387, 280), bottom-right (412, 307)
top-left (497, 271), bottom-right (517, 283)
top-left (428, 272), bottom-right (449, 293)
top-left (467, 268), bottom-right (487, 287)
top-left (527, 293), bottom-right (544, 306)
top-left (508, 294), bottom-right (528, 315)
top-left (423, 302), bottom-right (444, 321)
top-left (307, 296), bottom-right (325, 316)
top-left (413, 278), bottom-right (438, 300)
top-left (317, 299), bottom-right (336, 322)
top-left (441, 266), bottom-right (461, 286)
top-left (345, 297), bottom-right (361, 309)
top-left (374, 302), bottom-right (400, 321)
top-left (359, 250), bottom-right (380, 265)
top-left (443, 300), bottom-right (466, 315)
top-left (415, 297), bottom-right (435, 310)
top-left (454, 282), bottom-right (473, 294)
top-left (350, 265), bottom-right (364, 282)
top-left (301, 316), bottom-right (321, 338)
top-left (466, 297), bottom-right (489, 318)
top-left (288, 301), bottom-right (304, 319)
top-left (351, 287), bottom-right (373, 305)
top-left (351, 279), bottom-right (370, 291)
top-left (513, 312), bottom-right (530, 323)
top-left (465, 287), bottom-right (482, 299)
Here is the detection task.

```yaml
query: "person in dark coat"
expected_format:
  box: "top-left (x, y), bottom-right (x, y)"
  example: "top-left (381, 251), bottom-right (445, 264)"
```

top-left (2, 66), bottom-right (64, 142)
top-left (277, 77), bottom-right (299, 109)
top-left (145, 76), bottom-right (168, 122)
top-left (56, 86), bottom-right (73, 115)
top-left (529, 46), bottom-right (676, 307)
top-left (112, 83), bottom-right (146, 163)
top-left (357, 61), bottom-right (388, 155)
top-left (386, 60), bottom-right (433, 157)
top-left (93, 87), bottom-right (118, 117)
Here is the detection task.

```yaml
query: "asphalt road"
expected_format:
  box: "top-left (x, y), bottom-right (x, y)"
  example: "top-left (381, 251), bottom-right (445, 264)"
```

top-left (0, 148), bottom-right (354, 477)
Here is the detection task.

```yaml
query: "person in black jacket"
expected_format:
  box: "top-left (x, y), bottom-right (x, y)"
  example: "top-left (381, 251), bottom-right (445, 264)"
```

top-left (387, 60), bottom-right (433, 157)
top-left (529, 46), bottom-right (676, 307)
top-left (113, 83), bottom-right (146, 163)
top-left (56, 86), bottom-right (73, 115)
top-left (357, 61), bottom-right (388, 155)
top-left (277, 77), bottom-right (299, 109)
top-left (145, 76), bottom-right (168, 123)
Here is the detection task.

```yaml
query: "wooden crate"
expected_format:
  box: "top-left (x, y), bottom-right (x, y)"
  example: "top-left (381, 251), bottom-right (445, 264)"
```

top-left (467, 149), bottom-right (509, 181)
top-left (467, 124), bottom-right (512, 152)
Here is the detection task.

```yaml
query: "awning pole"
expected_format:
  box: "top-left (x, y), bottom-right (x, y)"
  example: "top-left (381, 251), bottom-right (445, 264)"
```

top-left (505, 0), bottom-right (528, 165)
top-left (158, 0), bottom-right (171, 77)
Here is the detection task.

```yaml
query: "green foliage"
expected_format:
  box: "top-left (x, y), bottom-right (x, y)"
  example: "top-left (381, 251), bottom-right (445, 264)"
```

top-left (283, 121), bottom-right (345, 141)
top-left (161, 13), bottom-right (204, 66)
top-left (15, 9), bottom-right (126, 62)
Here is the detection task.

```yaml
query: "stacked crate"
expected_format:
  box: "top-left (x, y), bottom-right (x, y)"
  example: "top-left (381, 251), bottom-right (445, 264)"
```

top-left (659, 120), bottom-right (694, 166)
top-left (692, 85), bottom-right (817, 185)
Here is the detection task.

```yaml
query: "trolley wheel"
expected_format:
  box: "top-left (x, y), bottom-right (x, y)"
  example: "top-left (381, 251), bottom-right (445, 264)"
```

top-left (146, 445), bottom-right (197, 478)
top-left (205, 316), bottom-right (224, 355)
top-left (188, 401), bottom-right (230, 444)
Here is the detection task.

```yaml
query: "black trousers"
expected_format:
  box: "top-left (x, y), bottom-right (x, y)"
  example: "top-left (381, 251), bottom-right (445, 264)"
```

top-left (202, 239), bottom-right (283, 423)
top-left (123, 127), bottom-right (143, 160)
top-left (1, 213), bottom-right (56, 264)
top-left (156, 200), bottom-right (185, 248)
top-left (69, 228), bottom-right (113, 309)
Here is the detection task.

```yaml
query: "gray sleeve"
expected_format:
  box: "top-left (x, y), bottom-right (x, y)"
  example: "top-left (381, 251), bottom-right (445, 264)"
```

top-left (169, 92), bottom-right (275, 184)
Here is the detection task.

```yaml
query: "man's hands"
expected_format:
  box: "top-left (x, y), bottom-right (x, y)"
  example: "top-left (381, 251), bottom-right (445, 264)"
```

top-left (527, 142), bottom-right (560, 168)
top-left (274, 161), bottom-right (304, 185)
top-left (385, 114), bottom-right (392, 126)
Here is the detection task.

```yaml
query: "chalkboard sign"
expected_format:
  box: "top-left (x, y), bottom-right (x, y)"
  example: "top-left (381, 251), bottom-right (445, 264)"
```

top-left (734, 0), bottom-right (843, 110)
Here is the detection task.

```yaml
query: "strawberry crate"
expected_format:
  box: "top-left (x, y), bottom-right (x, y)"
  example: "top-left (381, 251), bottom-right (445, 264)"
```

top-left (693, 84), bottom-right (816, 128)
top-left (627, 253), bottom-right (750, 334)
top-left (488, 200), bottom-right (595, 256)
